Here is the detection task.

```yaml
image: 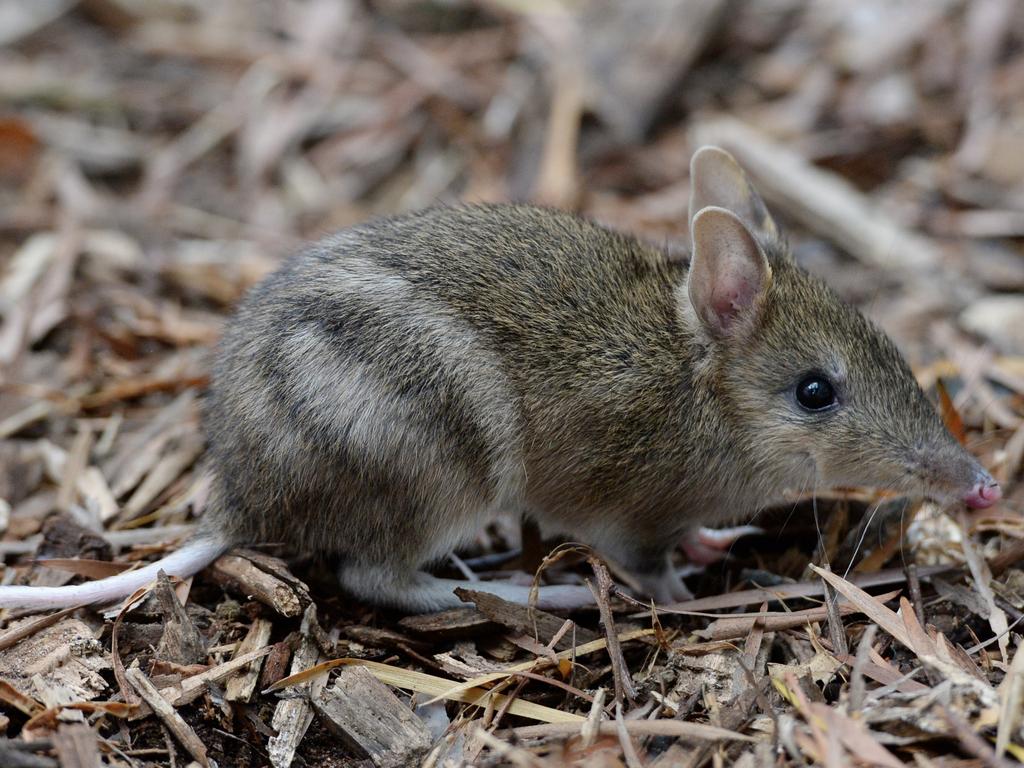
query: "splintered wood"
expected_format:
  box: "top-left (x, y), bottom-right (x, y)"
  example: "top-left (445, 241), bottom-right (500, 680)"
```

top-left (0, 1), bottom-right (1023, 766)
top-left (210, 552), bottom-right (310, 617)
top-left (313, 666), bottom-right (432, 768)
top-left (267, 605), bottom-right (323, 768)
top-left (52, 722), bottom-right (100, 768)
top-left (224, 617), bottom-right (271, 702)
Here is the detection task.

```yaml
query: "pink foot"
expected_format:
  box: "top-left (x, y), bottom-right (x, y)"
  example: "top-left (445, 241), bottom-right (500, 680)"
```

top-left (681, 525), bottom-right (762, 565)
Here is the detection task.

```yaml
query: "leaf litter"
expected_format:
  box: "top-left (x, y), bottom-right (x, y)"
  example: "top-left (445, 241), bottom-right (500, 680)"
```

top-left (0, 1), bottom-right (1023, 766)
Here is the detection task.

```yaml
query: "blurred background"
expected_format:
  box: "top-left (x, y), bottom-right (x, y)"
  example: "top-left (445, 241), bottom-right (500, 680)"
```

top-left (0, 1), bottom-right (1022, 555)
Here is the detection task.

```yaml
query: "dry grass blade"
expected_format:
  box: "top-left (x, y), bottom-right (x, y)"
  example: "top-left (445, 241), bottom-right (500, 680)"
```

top-left (268, 657), bottom-right (583, 725)
top-left (959, 511), bottom-right (1011, 665)
top-left (849, 623), bottom-right (878, 711)
top-left (501, 719), bottom-right (755, 742)
top-left (809, 565), bottom-right (919, 654)
top-left (638, 564), bottom-right (955, 615)
top-left (810, 702), bottom-right (904, 768)
top-left (898, 596), bottom-right (939, 660)
top-left (417, 628), bottom-right (656, 706)
top-left (997, 642), bottom-right (1024, 758)
top-left (699, 590), bottom-right (902, 641)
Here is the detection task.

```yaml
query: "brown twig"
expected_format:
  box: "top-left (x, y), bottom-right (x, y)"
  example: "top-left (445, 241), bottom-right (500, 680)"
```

top-left (586, 556), bottom-right (635, 707)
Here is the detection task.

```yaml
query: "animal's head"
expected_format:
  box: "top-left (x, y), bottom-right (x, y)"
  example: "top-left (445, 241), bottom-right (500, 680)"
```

top-left (683, 145), bottom-right (1000, 510)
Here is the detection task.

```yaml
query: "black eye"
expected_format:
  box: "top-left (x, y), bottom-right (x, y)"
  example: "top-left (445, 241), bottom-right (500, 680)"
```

top-left (796, 375), bottom-right (837, 411)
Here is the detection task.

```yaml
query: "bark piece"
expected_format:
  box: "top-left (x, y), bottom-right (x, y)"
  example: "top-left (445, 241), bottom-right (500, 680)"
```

top-left (267, 606), bottom-right (323, 768)
top-left (259, 640), bottom-right (294, 692)
top-left (313, 665), bottom-right (432, 768)
top-left (225, 618), bottom-right (272, 702)
top-left (454, 588), bottom-right (598, 650)
top-left (153, 571), bottom-right (206, 666)
top-left (210, 553), bottom-right (309, 617)
top-left (52, 724), bottom-right (99, 768)
top-left (397, 607), bottom-right (496, 640)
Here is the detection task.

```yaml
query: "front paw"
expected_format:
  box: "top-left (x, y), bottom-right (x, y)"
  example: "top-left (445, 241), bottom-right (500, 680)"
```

top-left (632, 568), bottom-right (694, 604)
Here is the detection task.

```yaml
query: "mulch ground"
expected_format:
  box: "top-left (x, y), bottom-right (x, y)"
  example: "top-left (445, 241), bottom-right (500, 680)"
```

top-left (1, 2), bottom-right (1023, 766)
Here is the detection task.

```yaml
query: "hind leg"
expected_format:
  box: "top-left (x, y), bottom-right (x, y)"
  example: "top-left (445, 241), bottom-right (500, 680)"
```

top-left (337, 563), bottom-right (594, 613)
top-left (593, 534), bottom-right (695, 604)
top-left (611, 526), bottom-right (763, 604)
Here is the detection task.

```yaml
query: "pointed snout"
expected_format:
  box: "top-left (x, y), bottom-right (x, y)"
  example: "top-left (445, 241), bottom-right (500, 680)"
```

top-left (962, 473), bottom-right (1002, 509)
top-left (905, 434), bottom-right (1000, 510)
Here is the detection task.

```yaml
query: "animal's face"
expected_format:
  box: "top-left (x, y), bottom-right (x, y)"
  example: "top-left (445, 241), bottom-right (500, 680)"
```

top-left (714, 261), bottom-right (998, 508)
top-left (684, 145), bottom-right (1000, 510)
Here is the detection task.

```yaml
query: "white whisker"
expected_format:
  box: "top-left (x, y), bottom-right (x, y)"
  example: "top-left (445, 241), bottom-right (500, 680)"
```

top-left (844, 497), bottom-right (886, 581)
top-left (778, 459), bottom-right (816, 540)
top-left (812, 462), bottom-right (826, 568)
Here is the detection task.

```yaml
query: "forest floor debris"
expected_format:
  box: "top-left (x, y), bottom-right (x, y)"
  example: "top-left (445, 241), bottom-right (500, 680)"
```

top-left (1, 1), bottom-right (1023, 766)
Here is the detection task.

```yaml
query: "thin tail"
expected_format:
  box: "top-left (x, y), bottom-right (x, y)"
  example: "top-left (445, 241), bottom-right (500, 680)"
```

top-left (0, 535), bottom-right (228, 610)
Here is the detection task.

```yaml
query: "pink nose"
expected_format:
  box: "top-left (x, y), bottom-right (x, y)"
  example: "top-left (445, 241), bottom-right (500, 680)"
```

top-left (963, 477), bottom-right (1002, 509)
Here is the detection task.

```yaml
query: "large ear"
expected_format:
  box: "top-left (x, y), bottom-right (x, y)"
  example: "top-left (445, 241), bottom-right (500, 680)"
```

top-left (687, 206), bottom-right (772, 339)
top-left (689, 146), bottom-right (778, 243)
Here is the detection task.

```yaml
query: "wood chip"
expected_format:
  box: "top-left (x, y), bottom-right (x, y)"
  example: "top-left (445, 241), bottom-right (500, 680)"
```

top-left (52, 723), bottom-right (99, 768)
top-left (454, 588), bottom-right (598, 649)
top-left (225, 618), bottom-right (272, 702)
top-left (126, 666), bottom-right (209, 768)
top-left (267, 605), bottom-right (323, 768)
top-left (210, 553), bottom-right (309, 617)
top-left (312, 665), bottom-right (432, 768)
top-left (152, 571), bottom-right (206, 666)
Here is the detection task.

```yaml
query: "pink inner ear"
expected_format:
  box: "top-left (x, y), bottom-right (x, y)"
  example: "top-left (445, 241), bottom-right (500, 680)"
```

top-left (689, 206), bottom-right (770, 338)
top-left (711, 272), bottom-right (758, 330)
